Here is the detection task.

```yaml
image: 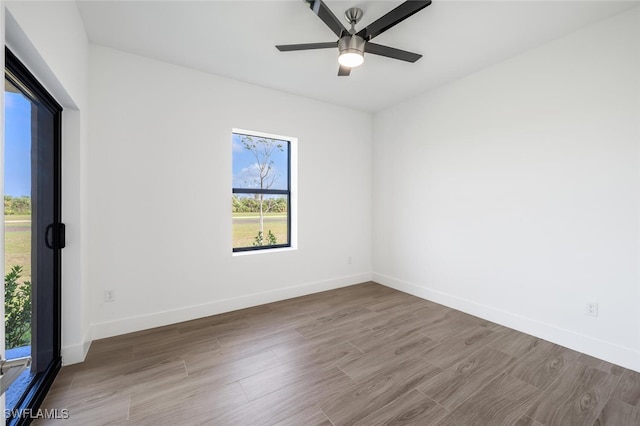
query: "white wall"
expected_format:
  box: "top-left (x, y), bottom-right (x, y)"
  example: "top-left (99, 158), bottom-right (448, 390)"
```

top-left (3, 0), bottom-right (90, 364)
top-left (88, 46), bottom-right (372, 339)
top-left (373, 7), bottom-right (640, 371)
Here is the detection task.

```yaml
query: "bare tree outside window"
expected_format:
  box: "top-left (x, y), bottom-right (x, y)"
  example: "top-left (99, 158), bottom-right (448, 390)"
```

top-left (240, 135), bottom-right (283, 240)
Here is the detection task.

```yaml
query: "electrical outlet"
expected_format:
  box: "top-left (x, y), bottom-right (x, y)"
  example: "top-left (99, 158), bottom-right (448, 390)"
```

top-left (104, 290), bottom-right (115, 303)
top-left (348, 256), bottom-right (352, 265)
top-left (586, 302), bottom-right (598, 317)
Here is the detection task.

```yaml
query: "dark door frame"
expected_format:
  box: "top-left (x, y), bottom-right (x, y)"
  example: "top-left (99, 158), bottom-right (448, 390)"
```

top-left (5, 47), bottom-right (63, 426)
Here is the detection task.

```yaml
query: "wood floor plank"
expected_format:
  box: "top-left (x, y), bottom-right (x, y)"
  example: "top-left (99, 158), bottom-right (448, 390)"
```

top-left (359, 301), bottom-right (449, 332)
top-left (215, 327), bottom-right (302, 352)
top-left (340, 332), bottom-right (437, 383)
top-left (321, 357), bottom-right (442, 425)
top-left (206, 367), bottom-right (355, 425)
top-left (81, 343), bottom-right (135, 368)
top-left (129, 377), bottom-right (247, 424)
top-left (353, 389), bottom-right (449, 426)
top-left (268, 335), bottom-right (333, 363)
top-left (36, 384), bottom-right (131, 425)
top-left (69, 355), bottom-right (187, 390)
top-left (512, 415), bottom-right (545, 426)
top-left (132, 331), bottom-right (220, 360)
top-left (576, 354), bottom-right (626, 377)
top-left (295, 306), bottom-right (373, 338)
top-left (211, 320), bottom-right (286, 345)
top-left (358, 307), bottom-right (419, 332)
top-left (240, 301), bottom-right (333, 337)
top-left (239, 342), bottom-right (363, 401)
top-left (271, 405), bottom-right (333, 426)
top-left (243, 309), bottom-right (315, 331)
top-left (317, 283), bottom-right (393, 309)
top-left (526, 362), bottom-right (620, 426)
top-left (184, 347), bottom-right (281, 384)
top-left (488, 328), bottom-right (541, 359)
top-left (270, 337), bottom-right (363, 365)
top-left (364, 291), bottom-right (426, 313)
top-left (593, 397), bottom-right (640, 426)
top-left (508, 340), bottom-right (581, 390)
top-left (420, 324), bottom-right (501, 369)
top-left (175, 315), bottom-right (250, 337)
top-left (349, 320), bottom-right (428, 353)
top-left (610, 368), bottom-right (640, 406)
top-left (434, 373), bottom-right (541, 426)
top-left (300, 320), bottom-right (372, 349)
top-left (89, 324), bottom-right (179, 352)
top-left (419, 346), bottom-right (516, 410)
top-left (418, 310), bottom-right (486, 343)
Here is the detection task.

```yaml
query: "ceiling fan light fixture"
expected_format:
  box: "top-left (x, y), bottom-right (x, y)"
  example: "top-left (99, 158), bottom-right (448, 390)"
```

top-left (338, 35), bottom-right (365, 68)
top-left (338, 52), bottom-right (364, 68)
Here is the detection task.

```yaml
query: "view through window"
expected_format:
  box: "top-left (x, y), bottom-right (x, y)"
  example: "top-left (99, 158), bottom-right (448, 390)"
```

top-left (4, 74), bottom-right (35, 409)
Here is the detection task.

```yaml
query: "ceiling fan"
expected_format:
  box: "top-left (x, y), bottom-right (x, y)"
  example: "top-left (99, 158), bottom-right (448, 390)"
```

top-left (276, 0), bottom-right (431, 76)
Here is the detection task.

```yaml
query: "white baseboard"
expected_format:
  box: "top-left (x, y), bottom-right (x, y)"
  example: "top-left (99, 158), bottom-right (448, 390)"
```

top-left (61, 340), bottom-right (91, 366)
top-left (373, 272), bottom-right (640, 373)
top-left (90, 272), bottom-right (372, 341)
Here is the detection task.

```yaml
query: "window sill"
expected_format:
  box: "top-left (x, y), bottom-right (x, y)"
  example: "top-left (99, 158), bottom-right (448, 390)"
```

top-left (232, 246), bottom-right (297, 257)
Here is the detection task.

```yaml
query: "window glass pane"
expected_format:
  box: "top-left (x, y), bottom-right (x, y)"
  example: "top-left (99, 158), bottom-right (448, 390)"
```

top-left (232, 194), bottom-right (289, 249)
top-left (232, 133), bottom-right (289, 191)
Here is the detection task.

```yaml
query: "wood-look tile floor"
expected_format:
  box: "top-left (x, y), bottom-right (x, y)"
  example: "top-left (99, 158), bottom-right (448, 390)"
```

top-left (34, 282), bottom-right (640, 425)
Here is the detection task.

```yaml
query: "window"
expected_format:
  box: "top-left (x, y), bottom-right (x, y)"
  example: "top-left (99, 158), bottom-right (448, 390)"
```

top-left (232, 130), bottom-right (292, 252)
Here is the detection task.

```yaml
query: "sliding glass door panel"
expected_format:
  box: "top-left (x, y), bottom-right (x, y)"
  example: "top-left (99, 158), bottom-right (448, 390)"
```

top-left (4, 47), bottom-right (63, 425)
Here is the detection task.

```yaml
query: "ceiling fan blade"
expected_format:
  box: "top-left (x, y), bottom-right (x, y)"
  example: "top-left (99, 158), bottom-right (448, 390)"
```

top-left (276, 42), bottom-right (336, 52)
top-left (357, 1), bottom-right (431, 41)
top-left (365, 42), bottom-right (422, 63)
top-left (338, 65), bottom-right (351, 76)
top-left (305, 0), bottom-right (348, 38)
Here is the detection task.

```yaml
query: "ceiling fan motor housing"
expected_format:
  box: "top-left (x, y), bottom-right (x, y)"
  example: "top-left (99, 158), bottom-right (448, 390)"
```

top-left (338, 35), bottom-right (365, 58)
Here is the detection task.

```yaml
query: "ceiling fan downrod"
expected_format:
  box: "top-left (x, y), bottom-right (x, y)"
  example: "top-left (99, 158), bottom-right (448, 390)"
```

top-left (344, 7), bottom-right (363, 35)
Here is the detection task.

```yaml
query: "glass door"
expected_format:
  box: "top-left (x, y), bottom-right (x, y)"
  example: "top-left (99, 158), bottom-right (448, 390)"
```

top-left (4, 47), bottom-right (63, 425)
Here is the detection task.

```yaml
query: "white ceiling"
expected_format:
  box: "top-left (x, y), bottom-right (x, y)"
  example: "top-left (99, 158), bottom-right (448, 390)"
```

top-left (76, 0), bottom-right (638, 112)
